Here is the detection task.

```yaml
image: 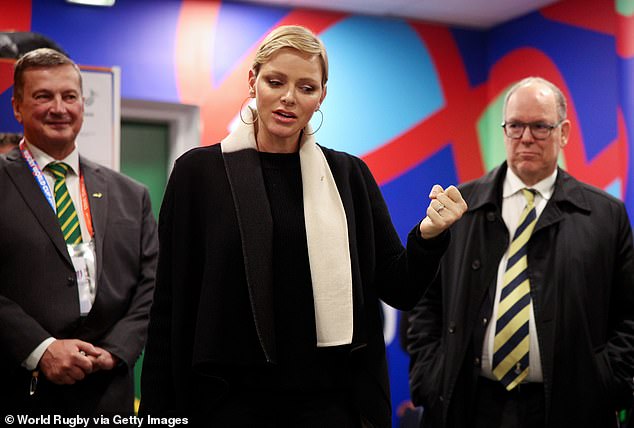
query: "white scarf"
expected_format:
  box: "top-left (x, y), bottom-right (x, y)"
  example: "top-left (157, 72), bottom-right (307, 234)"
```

top-left (221, 108), bottom-right (353, 346)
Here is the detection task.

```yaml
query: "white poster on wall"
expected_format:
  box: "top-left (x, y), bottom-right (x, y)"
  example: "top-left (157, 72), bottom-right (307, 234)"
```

top-left (77, 66), bottom-right (120, 171)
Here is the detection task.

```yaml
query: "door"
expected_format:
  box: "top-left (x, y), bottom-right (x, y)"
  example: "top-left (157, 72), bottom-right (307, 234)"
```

top-left (120, 119), bottom-right (169, 411)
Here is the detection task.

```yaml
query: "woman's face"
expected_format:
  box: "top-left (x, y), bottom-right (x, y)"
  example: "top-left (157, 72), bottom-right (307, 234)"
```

top-left (249, 48), bottom-right (326, 153)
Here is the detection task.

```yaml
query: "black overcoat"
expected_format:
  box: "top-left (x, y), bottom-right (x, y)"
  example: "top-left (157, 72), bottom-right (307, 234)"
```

top-left (409, 163), bottom-right (634, 428)
top-left (140, 144), bottom-right (448, 427)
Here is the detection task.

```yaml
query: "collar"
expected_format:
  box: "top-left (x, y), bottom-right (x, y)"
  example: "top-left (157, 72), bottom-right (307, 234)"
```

top-left (503, 167), bottom-right (557, 200)
top-left (464, 162), bottom-right (590, 214)
top-left (25, 140), bottom-right (80, 175)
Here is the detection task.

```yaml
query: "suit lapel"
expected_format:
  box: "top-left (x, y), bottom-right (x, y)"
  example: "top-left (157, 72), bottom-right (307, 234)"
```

top-left (5, 150), bottom-right (73, 268)
top-left (79, 157), bottom-right (108, 285)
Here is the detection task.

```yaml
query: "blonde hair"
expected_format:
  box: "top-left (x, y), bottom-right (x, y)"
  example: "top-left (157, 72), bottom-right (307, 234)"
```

top-left (252, 25), bottom-right (328, 87)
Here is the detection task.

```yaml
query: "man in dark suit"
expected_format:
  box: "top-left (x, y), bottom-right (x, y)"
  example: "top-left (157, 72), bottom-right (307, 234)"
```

top-left (0, 48), bottom-right (158, 415)
top-left (408, 77), bottom-right (634, 428)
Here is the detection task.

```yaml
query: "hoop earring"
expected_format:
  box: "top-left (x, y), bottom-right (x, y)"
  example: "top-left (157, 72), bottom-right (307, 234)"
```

top-left (239, 97), bottom-right (258, 125)
top-left (305, 109), bottom-right (323, 135)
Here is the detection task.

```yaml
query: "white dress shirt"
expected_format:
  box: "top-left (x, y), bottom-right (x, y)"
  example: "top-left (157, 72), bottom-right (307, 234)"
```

top-left (21, 141), bottom-right (94, 370)
top-left (26, 141), bottom-right (91, 241)
top-left (480, 167), bottom-right (557, 383)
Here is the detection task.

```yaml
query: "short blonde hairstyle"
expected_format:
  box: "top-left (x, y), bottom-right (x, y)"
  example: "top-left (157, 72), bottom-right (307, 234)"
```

top-left (252, 25), bottom-right (328, 87)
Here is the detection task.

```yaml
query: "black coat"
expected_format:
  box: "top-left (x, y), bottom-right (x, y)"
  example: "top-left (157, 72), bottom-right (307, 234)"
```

top-left (140, 143), bottom-right (448, 427)
top-left (408, 163), bottom-right (634, 428)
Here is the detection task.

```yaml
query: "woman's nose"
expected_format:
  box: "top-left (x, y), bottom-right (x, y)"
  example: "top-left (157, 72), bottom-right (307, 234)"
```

top-left (281, 89), bottom-right (295, 106)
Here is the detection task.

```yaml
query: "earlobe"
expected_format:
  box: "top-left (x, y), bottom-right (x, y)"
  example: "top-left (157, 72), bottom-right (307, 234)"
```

top-left (12, 99), bottom-right (23, 124)
top-left (560, 120), bottom-right (571, 148)
top-left (248, 69), bottom-right (256, 98)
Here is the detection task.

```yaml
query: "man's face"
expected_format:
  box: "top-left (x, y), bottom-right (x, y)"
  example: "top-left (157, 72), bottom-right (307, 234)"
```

top-left (503, 83), bottom-right (570, 186)
top-left (12, 64), bottom-right (84, 158)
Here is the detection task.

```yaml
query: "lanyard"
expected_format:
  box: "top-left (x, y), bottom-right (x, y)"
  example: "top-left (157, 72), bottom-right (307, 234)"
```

top-left (20, 141), bottom-right (94, 238)
top-left (20, 140), bottom-right (55, 212)
top-left (79, 172), bottom-right (94, 237)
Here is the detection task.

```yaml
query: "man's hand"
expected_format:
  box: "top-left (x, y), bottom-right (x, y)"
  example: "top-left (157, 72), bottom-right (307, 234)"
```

top-left (420, 184), bottom-right (468, 239)
top-left (88, 346), bottom-right (119, 372)
top-left (38, 339), bottom-right (101, 385)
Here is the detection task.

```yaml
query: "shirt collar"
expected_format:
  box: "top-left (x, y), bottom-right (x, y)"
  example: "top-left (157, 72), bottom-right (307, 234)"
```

top-left (25, 140), bottom-right (80, 176)
top-left (503, 167), bottom-right (557, 200)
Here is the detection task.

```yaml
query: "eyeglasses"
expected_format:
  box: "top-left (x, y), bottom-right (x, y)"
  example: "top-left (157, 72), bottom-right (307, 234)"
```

top-left (501, 119), bottom-right (564, 140)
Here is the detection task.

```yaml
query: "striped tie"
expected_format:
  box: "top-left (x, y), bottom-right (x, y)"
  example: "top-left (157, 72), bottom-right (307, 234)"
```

top-left (492, 188), bottom-right (537, 390)
top-left (46, 162), bottom-right (82, 245)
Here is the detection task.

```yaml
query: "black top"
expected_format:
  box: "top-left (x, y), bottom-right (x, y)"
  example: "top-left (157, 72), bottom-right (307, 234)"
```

top-left (255, 151), bottom-right (351, 393)
top-left (210, 153), bottom-right (356, 424)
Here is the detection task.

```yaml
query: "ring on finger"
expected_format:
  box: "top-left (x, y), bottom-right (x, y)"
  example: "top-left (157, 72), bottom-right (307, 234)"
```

top-left (436, 203), bottom-right (445, 213)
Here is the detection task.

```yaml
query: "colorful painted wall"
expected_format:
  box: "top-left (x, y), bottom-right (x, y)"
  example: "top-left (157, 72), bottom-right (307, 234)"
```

top-left (2, 0), bottom-right (633, 424)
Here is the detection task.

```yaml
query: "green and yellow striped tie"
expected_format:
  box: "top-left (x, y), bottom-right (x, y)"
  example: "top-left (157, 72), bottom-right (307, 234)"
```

top-left (46, 162), bottom-right (82, 245)
top-left (492, 188), bottom-right (537, 390)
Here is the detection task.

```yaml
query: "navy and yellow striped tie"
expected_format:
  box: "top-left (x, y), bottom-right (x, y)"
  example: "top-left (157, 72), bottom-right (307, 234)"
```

top-left (46, 162), bottom-right (82, 245)
top-left (492, 188), bottom-right (537, 390)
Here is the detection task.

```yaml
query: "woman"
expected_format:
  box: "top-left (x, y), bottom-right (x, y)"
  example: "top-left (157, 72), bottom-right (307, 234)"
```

top-left (140, 25), bottom-right (466, 427)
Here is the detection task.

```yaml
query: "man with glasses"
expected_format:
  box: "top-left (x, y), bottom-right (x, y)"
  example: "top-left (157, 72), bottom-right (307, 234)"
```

top-left (408, 76), bottom-right (634, 428)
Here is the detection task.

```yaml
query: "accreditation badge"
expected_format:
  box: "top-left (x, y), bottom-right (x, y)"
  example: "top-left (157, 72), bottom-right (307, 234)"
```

top-left (68, 240), bottom-right (97, 316)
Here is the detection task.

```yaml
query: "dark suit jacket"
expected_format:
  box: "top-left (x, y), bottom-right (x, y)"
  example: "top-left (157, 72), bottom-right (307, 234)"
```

top-left (408, 163), bottom-right (634, 428)
top-left (140, 144), bottom-right (448, 427)
top-left (0, 147), bottom-right (158, 415)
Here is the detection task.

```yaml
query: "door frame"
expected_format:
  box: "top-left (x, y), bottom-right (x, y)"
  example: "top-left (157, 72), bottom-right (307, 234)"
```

top-left (121, 99), bottom-right (200, 176)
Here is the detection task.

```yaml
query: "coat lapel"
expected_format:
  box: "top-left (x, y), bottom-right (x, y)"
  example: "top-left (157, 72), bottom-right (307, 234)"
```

top-left (534, 168), bottom-right (590, 233)
top-left (464, 165), bottom-right (508, 320)
top-left (222, 147), bottom-right (276, 362)
top-left (5, 149), bottom-right (73, 268)
top-left (79, 157), bottom-right (108, 285)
